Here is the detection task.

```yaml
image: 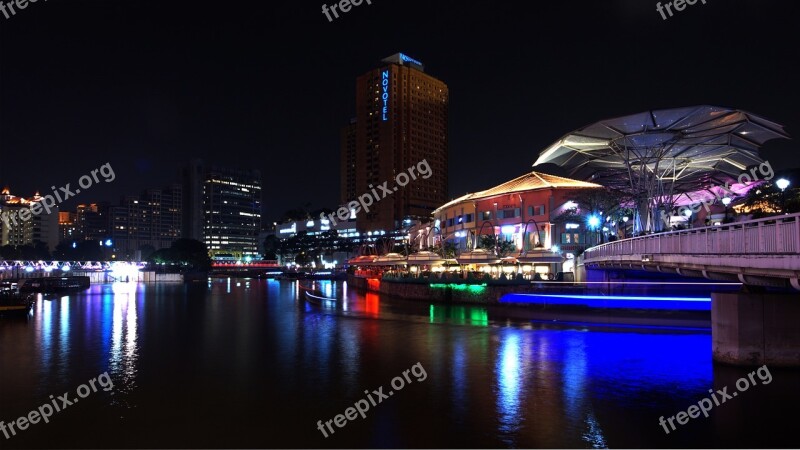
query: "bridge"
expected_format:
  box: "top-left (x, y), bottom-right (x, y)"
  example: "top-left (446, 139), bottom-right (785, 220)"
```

top-left (0, 261), bottom-right (147, 283)
top-left (583, 213), bottom-right (800, 367)
top-left (0, 260), bottom-right (142, 274)
top-left (584, 212), bottom-right (800, 290)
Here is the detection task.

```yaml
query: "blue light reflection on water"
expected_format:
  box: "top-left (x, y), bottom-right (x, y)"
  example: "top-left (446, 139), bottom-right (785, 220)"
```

top-left (9, 280), bottom-right (787, 448)
top-left (492, 326), bottom-right (711, 448)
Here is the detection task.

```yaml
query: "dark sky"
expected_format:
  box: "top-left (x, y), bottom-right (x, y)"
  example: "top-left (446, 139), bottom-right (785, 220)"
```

top-left (1, 0), bottom-right (798, 222)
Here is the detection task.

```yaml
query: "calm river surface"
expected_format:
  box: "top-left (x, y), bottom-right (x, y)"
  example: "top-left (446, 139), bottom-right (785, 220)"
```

top-left (0, 280), bottom-right (797, 448)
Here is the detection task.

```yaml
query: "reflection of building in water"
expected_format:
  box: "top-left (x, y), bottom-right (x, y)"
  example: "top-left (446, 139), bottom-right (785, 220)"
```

top-left (429, 304), bottom-right (488, 327)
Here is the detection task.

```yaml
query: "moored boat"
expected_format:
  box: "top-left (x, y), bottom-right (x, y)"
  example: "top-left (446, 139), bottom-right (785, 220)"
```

top-left (0, 282), bottom-right (35, 316)
top-left (18, 276), bottom-right (90, 293)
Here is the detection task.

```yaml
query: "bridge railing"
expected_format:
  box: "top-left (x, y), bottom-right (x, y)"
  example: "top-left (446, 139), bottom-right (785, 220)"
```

top-left (584, 212), bottom-right (800, 259)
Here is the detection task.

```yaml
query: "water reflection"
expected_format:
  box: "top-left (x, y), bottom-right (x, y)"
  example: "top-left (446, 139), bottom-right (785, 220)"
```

top-left (59, 296), bottom-right (70, 369)
top-left (109, 282), bottom-right (139, 404)
top-left (496, 331), bottom-right (523, 445)
top-left (5, 280), bottom-right (795, 448)
top-left (429, 304), bottom-right (488, 326)
top-left (36, 298), bottom-right (53, 375)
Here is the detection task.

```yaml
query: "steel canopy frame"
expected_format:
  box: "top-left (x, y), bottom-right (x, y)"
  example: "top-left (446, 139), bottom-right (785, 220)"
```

top-left (533, 106), bottom-right (789, 232)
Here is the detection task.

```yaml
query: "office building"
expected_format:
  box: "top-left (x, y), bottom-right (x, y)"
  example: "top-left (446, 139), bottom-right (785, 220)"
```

top-left (110, 184), bottom-right (182, 260)
top-left (59, 212), bottom-right (78, 242)
top-left (75, 203), bottom-right (111, 242)
top-left (183, 161), bottom-right (263, 259)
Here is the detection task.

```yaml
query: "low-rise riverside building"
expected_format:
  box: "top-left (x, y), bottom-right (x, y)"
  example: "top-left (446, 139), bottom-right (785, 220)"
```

top-left (431, 171), bottom-right (602, 274)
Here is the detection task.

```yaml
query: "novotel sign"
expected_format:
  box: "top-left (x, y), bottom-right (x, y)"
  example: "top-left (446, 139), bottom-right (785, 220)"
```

top-left (381, 70), bottom-right (390, 121)
top-left (399, 53), bottom-right (423, 67)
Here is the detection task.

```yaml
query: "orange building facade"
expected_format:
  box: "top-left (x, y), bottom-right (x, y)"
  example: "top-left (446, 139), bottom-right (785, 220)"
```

top-left (432, 172), bottom-right (602, 259)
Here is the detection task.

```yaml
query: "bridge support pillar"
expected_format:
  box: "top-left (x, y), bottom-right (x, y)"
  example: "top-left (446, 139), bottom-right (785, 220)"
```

top-left (712, 292), bottom-right (800, 367)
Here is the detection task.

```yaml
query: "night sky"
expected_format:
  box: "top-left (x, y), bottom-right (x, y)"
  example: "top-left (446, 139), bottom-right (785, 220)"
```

top-left (1, 0), bottom-right (798, 223)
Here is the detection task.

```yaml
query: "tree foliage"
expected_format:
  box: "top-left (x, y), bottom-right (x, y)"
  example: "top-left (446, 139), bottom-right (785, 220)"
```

top-left (147, 239), bottom-right (212, 272)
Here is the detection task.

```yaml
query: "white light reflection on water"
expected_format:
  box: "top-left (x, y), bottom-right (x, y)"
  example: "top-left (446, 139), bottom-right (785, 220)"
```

top-left (496, 332), bottom-right (523, 445)
top-left (58, 296), bottom-right (71, 376)
top-left (109, 282), bottom-right (139, 405)
top-left (37, 297), bottom-right (53, 371)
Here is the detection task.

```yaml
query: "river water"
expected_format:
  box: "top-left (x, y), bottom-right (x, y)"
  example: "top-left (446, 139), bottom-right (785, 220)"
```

top-left (0, 280), bottom-right (797, 448)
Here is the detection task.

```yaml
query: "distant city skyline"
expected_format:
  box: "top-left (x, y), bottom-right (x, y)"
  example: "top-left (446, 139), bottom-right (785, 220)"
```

top-left (1, 1), bottom-right (797, 222)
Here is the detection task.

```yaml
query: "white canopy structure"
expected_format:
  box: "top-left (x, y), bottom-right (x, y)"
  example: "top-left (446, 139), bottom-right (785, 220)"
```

top-left (534, 106), bottom-right (789, 232)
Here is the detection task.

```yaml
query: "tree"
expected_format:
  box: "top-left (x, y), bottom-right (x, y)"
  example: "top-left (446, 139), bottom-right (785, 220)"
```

top-left (138, 244), bottom-right (156, 261)
top-left (552, 187), bottom-right (635, 241)
top-left (262, 234), bottom-right (279, 260)
top-left (477, 235), bottom-right (516, 257)
top-left (741, 179), bottom-right (800, 218)
top-left (147, 239), bottom-right (211, 272)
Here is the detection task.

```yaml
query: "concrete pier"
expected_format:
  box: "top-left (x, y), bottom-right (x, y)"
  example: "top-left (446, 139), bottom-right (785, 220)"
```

top-left (712, 292), bottom-right (800, 367)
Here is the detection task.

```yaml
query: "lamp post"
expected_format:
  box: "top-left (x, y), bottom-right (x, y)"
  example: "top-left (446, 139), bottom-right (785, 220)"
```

top-left (776, 178), bottom-right (791, 213)
top-left (587, 215), bottom-right (601, 245)
top-left (683, 208), bottom-right (693, 229)
top-left (622, 216), bottom-right (629, 238)
top-left (721, 196), bottom-right (732, 223)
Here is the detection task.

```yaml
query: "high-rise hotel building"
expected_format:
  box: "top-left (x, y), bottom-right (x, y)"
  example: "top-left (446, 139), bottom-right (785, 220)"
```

top-left (343, 53), bottom-right (449, 232)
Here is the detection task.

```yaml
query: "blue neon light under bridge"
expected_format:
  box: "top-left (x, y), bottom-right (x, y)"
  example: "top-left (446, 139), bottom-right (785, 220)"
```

top-left (500, 293), bottom-right (711, 311)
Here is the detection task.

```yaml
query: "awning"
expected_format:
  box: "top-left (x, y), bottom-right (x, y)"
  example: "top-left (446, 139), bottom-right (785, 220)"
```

top-left (456, 249), bottom-right (501, 265)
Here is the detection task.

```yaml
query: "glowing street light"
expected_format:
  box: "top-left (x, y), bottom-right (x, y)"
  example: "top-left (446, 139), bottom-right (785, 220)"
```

top-left (722, 196), bottom-right (732, 222)
top-left (776, 178), bottom-right (791, 213)
top-left (682, 208), bottom-right (693, 229)
top-left (588, 215), bottom-right (601, 229)
top-left (587, 215), bottom-right (601, 245)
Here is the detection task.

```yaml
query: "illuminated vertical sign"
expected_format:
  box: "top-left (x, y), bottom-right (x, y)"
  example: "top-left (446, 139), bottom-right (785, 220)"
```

top-left (381, 70), bottom-right (389, 121)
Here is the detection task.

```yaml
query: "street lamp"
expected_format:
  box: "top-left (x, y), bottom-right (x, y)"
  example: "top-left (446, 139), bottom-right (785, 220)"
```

top-left (776, 178), bottom-right (791, 213)
top-left (722, 196), bottom-right (732, 222)
top-left (683, 208), bottom-right (693, 229)
top-left (588, 215), bottom-right (601, 229)
top-left (588, 215), bottom-right (601, 244)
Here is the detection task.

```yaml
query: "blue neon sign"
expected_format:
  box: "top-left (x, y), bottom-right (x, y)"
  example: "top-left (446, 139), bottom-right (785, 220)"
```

top-left (381, 70), bottom-right (389, 121)
top-left (399, 53), bottom-right (423, 67)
